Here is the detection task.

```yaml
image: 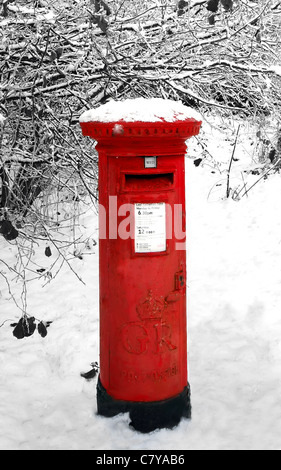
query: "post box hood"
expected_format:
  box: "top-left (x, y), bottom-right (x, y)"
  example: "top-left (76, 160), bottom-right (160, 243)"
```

top-left (79, 98), bottom-right (202, 155)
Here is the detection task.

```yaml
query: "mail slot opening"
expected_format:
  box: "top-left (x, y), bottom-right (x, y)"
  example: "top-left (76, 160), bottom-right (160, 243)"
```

top-left (124, 173), bottom-right (174, 191)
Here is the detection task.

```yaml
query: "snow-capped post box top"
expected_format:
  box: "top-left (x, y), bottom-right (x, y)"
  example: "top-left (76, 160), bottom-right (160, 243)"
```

top-left (79, 98), bottom-right (202, 156)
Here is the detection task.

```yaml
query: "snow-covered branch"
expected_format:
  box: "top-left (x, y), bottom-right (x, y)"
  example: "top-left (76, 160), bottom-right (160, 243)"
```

top-left (0, 0), bottom-right (280, 220)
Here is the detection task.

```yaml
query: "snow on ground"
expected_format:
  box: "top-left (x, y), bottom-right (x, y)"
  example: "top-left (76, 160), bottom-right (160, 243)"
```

top-left (1, 115), bottom-right (281, 450)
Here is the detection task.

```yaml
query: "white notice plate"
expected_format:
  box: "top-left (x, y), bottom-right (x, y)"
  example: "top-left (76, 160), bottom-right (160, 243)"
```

top-left (144, 156), bottom-right (157, 168)
top-left (135, 203), bottom-right (166, 253)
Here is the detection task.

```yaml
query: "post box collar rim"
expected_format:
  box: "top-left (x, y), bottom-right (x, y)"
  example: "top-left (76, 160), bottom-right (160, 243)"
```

top-left (80, 119), bottom-right (202, 142)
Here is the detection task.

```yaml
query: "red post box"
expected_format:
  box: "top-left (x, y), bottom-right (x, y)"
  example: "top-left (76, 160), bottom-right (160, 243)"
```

top-left (80, 98), bottom-right (202, 433)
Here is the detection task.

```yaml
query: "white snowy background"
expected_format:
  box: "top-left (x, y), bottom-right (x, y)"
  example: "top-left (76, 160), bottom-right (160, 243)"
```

top-left (1, 114), bottom-right (281, 450)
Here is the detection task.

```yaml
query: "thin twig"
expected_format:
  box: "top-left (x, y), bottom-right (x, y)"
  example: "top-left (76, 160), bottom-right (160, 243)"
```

top-left (226, 125), bottom-right (241, 198)
top-left (240, 158), bottom-right (281, 199)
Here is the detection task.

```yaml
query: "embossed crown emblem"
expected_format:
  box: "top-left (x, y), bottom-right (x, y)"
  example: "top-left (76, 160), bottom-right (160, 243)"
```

top-left (136, 289), bottom-right (166, 321)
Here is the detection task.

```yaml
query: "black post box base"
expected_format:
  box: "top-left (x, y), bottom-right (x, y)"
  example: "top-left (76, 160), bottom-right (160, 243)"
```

top-left (96, 377), bottom-right (191, 433)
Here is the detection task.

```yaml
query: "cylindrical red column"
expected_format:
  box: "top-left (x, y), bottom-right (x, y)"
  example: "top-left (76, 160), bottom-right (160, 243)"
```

top-left (80, 98), bottom-right (202, 432)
